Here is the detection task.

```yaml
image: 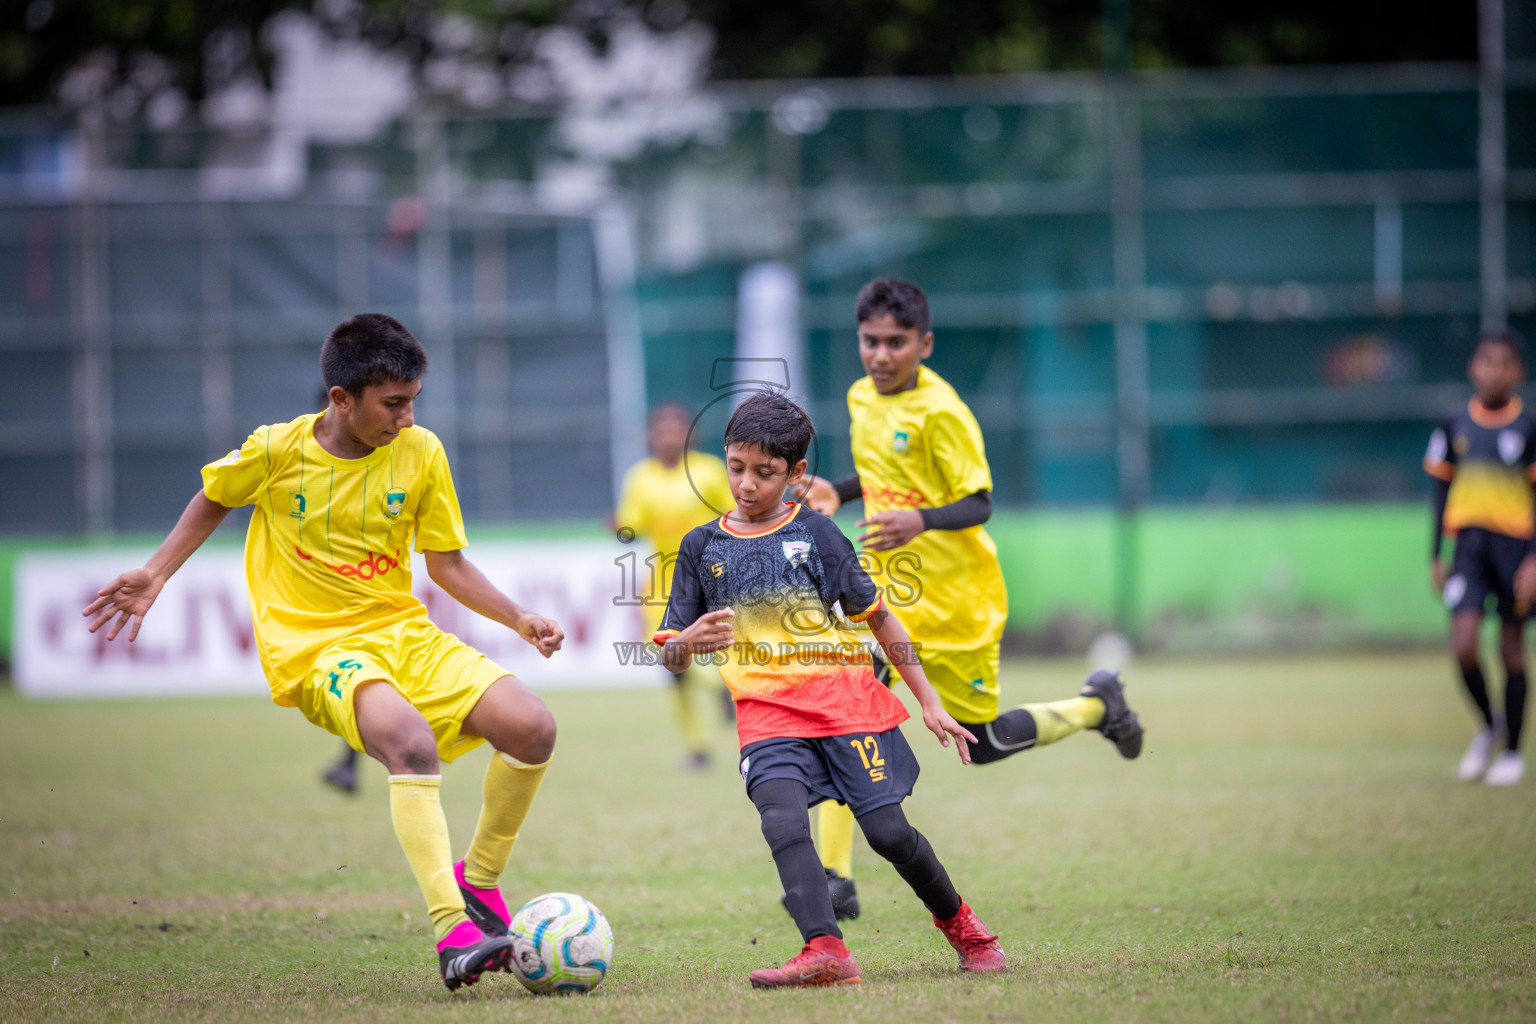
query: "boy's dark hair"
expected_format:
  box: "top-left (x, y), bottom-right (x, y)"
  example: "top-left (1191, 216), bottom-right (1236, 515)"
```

top-left (855, 278), bottom-right (931, 336)
top-left (724, 390), bottom-right (814, 468)
top-left (321, 314), bottom-right (428, 395)
top-left (1478, 327), bottom-right (1528, 367)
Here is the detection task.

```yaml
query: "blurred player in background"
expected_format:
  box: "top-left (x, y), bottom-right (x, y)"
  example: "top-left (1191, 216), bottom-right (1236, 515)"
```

top-left (1425, 328), bottom-right (1535, 786)
top-left (655, 391), bottom-right (1005, 986)
top-left (612, 403), bottom-right (736, 769)
top-left (85, 314), bottom-right (565, 990)
top-left (800, 278), bottom-right (1144, 916)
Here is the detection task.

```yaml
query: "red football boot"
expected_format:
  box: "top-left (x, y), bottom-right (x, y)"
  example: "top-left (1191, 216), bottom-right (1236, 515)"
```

top-left (934, 902), bottom-right (1006, 973)
top-left (748, 936), bottom-right (862, 988)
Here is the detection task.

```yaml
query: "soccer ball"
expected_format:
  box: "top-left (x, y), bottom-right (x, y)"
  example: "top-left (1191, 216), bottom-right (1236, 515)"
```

top-left (507, 892), bottom-right (615, 995)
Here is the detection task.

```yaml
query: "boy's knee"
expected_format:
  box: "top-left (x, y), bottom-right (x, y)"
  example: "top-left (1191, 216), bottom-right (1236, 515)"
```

top-left (522, 703), bottom-right (557, 762)
top-left (488, 698), bottom-right (556, 764)
top-left (758, 804), bottom-right (809, 854)
top-left (859, 805), bottom-right (918, 863)
top-left (376, 722), bottom-right (438, 775)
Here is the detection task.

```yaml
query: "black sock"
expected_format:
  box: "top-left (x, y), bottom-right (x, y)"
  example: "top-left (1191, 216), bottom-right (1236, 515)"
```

top-left (1506, 670), bottom-right (1527, 751)
top-left (962, 709), bottom-right (1039, 765)
top-left (857, 804), bottom-right (962, 921)
top-left (750, 778), bottom-right (840, 942)
top-left (1461, 662), bottom-right (1495, 726)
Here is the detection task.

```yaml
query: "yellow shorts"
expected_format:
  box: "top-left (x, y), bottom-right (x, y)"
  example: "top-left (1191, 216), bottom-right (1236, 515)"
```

top-left (298, 619), bottom-right (514, 764)
top-left (921, 643), bottom-right (1002, 723)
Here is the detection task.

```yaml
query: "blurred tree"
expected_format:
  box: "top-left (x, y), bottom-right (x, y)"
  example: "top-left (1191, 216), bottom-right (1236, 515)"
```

top-left (0, 0), bottom-right (1481, 116)
top-left (693, 0), bottom-right (1477, 79)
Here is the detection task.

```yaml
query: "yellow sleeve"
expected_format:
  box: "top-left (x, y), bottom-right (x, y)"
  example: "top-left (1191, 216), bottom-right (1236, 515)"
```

top-left (927, 404), bottom-right (993, 499)
top-left (615, 463), bottom-right (649, 534)
top-left (699, 455), bottom-right (734, 513)
top-left (201, 428), bottom-right (271, 508)
top-left (414, 435), bottom-right (469, 552)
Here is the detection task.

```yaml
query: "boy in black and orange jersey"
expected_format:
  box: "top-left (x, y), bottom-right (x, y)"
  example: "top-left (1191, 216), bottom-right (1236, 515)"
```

top-left (655, 391), bottom-right (1007, 986)
top-left (1426, 329), bottom-right (1536, 786)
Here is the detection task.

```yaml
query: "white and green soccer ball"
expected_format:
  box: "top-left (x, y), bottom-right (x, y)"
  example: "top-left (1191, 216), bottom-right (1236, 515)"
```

top-left (507, 892), bottom-right (614, 995)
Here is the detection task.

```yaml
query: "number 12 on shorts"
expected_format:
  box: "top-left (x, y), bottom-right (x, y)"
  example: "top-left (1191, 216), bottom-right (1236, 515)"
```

top-left (850, 735), bottom-right (886, 783)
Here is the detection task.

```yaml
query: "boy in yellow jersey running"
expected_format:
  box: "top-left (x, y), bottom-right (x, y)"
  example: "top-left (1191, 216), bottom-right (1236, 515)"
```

top-left (614, 404), bottom-right (736, 768)
top-left (802, 278), bottom-right (1144, 918)
top-left (84, 314), bottom-right (562, 992)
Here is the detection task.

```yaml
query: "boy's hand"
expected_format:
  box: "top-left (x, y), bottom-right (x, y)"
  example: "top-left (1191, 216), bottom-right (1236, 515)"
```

top-left (857, 510), bottom-right (925, 550)
top-left (83, 568), bottom-right (165, 642)
top-left (1516, 556), bottom-right (1536, 615)
top-left (1431, 558), bottom-right (1449, 595)
top-left (920, 699), bottom-right (977, 765)
top-left (516, 614), bottom-right (565, 658)
top-left (797, 476), bottom-right (842, 516)
top-left (675, 607), bottom-right (735, 652)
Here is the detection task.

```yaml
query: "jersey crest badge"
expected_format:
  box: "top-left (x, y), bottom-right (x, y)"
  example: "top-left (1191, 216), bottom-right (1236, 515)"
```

top-left (711, 561), bottom-right (725, 578)
top-left (1498, 429), bottom-right (1525, 465)
top-left (893, 430), bottom-right (909, 453)
top-left (289, 491), bottom-right (306, 520)
top-left (782, 540), bottom-right (811, 567)
top-left (386, 489), bottom-right (407, 518)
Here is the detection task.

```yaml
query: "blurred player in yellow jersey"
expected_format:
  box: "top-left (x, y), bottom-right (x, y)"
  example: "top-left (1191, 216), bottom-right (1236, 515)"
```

top-left (84, 314), bottom-right (562, 991)
top-left (801, 279), bottom-right (1145, 918)
top-left (613, 404), bottom-right (736, 768)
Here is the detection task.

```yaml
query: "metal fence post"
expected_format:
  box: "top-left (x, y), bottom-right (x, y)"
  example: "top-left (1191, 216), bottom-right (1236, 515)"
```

top-left (1480, 0), bottom-right (1508, 332)
top-left (1110, 85), bottom-right (1150, 640)
top-left (71, 128), bottom-right (112, 535)
top-left (415, 112), bottom-right (459, 466)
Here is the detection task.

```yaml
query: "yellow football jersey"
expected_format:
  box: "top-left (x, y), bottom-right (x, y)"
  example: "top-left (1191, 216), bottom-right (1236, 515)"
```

top-left (847, 366), bottom-right (1008, 651)
top-left (201, 411), bottom-right (466, 706)
top-left (615, 452), bottom-right (733, 632)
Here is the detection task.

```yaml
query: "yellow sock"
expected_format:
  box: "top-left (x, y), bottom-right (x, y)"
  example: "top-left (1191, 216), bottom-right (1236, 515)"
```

top-left (462, 751), bottom-right (550, 890)
top-left (816, 801), bottom-right (856, 878)
top-left (1019, 696), bottom-right (1106, 747)
top-left (388, 775), bottom-right (468, 942)
top-left (673, 669), bottom-right (707, 754)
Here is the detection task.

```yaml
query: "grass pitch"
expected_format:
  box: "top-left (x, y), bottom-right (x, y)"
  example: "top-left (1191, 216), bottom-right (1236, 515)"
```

top-left (2, 653), bottom-right (1534, 1023)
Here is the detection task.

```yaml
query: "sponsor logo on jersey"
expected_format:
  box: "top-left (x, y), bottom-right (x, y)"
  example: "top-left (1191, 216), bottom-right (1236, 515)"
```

top-left (782, 540), bottom-right (811, 567)
top-left (222, 449), bottom-right (241, 465)
top-left (385, 488), bottom-right (407, 518)
top-left (289, 491), bottom-right (306, 520)
top-left (1499, 429), bottom-right (1525, 465)
top-left (893, 430), bottom-right (909, 453)
top-left (710, 561), bottom-right (725, 578)
top-left (862, 485), bottom-right (928, 508)
top-left (295, 545), bottom-right (403, 580)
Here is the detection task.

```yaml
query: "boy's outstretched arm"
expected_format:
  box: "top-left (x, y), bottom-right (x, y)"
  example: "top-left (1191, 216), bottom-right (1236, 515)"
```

top-left (660, 608), bottom-right (735, 675)
top-left (424, 549), bottom-right (565, 658)
top-left (865, 605), bottom-right (977, 763)
top-left (83, 491), bottom-right (232, 641)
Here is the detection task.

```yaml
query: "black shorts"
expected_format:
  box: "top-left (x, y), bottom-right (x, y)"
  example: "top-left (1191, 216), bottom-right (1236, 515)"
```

top-left (739, 726), bottom-right (920, 818)
top-left (1446, 527), bottom-right (1530, 622)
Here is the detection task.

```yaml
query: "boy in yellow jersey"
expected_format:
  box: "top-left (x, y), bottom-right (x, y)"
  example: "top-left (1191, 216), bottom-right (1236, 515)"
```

top-left (801, 279), bottom-right (1144, 917)
top-left (1426, 329), bottom-right (1536, 786)
top-left (613, 404), bottom-right (736, 768)
top-left (84, 314), bottom-right (562, 991)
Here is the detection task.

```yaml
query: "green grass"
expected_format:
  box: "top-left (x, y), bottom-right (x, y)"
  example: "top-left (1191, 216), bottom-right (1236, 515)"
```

top-left (2, 653), bottom-right (1533, 1022)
